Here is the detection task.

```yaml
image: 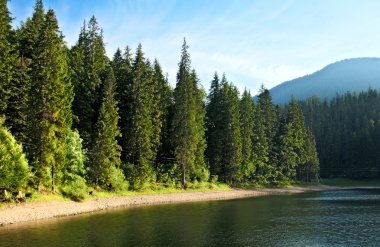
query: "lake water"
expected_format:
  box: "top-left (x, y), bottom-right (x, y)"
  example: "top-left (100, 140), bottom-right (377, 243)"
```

top-left (0, 188), bottom-right (379, 247)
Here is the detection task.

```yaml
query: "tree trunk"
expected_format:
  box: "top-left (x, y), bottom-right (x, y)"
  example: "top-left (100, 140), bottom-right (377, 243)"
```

top-left (181, 164), bottom-right (186, 188)
top-left (51, 167), bottom-right (55, 192)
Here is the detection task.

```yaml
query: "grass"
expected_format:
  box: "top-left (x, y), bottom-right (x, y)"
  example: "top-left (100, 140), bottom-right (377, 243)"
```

top-left (93, 182), bottom-right (230, 198)
top-left (320, 178), bottom-right (380, 187)
top-left (0, 182), bottom-right (231, 204)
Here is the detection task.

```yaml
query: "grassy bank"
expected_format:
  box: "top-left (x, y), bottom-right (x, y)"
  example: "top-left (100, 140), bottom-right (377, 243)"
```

top-left (16, 182), bottom-right (230, 204)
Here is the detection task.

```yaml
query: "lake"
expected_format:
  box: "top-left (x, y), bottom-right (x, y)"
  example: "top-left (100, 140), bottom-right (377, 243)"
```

top-left (0, 188), bottom-right (379, 247)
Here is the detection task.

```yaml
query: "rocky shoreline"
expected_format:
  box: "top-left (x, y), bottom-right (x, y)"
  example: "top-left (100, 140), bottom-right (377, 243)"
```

top-left (0, 185), bottom-right (335, 226)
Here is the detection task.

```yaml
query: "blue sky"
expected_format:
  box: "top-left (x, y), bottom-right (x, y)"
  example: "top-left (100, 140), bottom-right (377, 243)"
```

top-left (8, 0), bottom-right (380, 94)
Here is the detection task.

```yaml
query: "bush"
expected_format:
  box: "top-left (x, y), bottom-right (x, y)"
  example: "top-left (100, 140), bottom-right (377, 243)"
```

top-left (107, 166), bottom-right (129, 191)
top-left (0, 118), bottom-right (29, 191)
top-left (59, 178), bottom-right (88, 201)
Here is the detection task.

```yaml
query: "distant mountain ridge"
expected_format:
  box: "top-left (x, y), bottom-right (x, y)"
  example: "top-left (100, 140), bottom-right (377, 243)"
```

top-left (268, 57), bottom-right (380, 104)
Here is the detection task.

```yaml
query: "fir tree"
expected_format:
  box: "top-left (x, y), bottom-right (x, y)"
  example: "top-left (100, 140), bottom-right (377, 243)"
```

top-left (277, 98), bottom-right (307, 180)
top-left (205, 73), bottom-right (223, 176)
top-left (252, 86), bottom-right (277, 182)
top-left (90, 68), bottom-right (124, 189)
top-left (112, 46), bottom-right (133, 162)
top-left (70, 16), bottom-right (108, 148)
top-left (190, 69), bottom-right (208, 182)
top-left (155, 61), bottom-right (174, 166)
top-left (240, 89), bottom-right (255, 180)
top-left (219, 77), bottom-right (242, 183)
top-left (0, 0), bottom-right (17, 116)
top-left (171, 39), bottom-right (198, 186)
top-left (125, 44), bottom-right (155, 187)
top-left (26, 9), bottom-right (73, 191)
top-left (297, 128), bottom-right (319, 181)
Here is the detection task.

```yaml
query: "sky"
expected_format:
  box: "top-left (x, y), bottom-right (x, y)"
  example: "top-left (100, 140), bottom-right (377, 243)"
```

top-left (8, 0), bottom-right (380, 94)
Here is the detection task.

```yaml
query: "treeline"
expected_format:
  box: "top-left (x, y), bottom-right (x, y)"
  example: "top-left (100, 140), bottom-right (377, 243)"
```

top-left (0, 0), bottom-right (319, 197)
top-left (300, 88), bottom-right (380, 179)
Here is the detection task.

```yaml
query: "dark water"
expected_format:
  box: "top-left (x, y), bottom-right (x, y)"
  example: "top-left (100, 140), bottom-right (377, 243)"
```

top-left (1, 188), bottom-right (379, 247)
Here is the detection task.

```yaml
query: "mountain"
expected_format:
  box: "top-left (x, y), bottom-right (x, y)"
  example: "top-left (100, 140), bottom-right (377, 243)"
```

top-left (269, 58), bottom-right (380, 104)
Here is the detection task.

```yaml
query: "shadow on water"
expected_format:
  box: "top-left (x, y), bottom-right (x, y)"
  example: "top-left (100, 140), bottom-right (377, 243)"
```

top-left (0, 188), bottom-right (379, 247)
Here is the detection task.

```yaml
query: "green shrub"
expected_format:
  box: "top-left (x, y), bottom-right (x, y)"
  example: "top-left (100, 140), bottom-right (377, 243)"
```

top-left (59, 178), bottom-right (88, 201)
top-left (107, 166), bottom-right (129, 191)
top-left (0, 118), bottom-right (29, 191)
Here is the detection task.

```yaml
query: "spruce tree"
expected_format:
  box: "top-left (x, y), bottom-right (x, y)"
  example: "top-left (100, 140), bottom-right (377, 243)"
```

top-left (112, 46), bottom-right (133, 162)
top-left (277, 98), bottom-right (307, 180)
top-left (297, 128), bottom-right (319, 181)
top-left (205, 73), bottom-right (223, 176)
top-left (18, 0), bottom-right (45, 167)
top-left (219, 77), bottom-right (242, 183)
top-left (190, 69), bottom-right (208, 181)
top-left (0, 0), bottom-right (17, 116)
top-left (171, 39), bottom-right (198, 186)
top-left (155, 61), bottom-right (174, 166)
top-left (240, 89), bottom-right (255, 180)
top-left (252, 86), bottom-right (277, 182)
top-left (90, 68), bottom-right (125, 189)
top-left (125, 44), bottom-right (155, 187)
top-left (28, 9), bottom-right (73, 191)
top-left (70, 16), bottom-right (108, 148)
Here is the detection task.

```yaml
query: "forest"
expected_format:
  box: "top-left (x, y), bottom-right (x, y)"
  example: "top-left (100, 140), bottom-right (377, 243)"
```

top-left (0, 0), bottom-right (318, 200)
top-left (300, 88), bottom-right (380, 179)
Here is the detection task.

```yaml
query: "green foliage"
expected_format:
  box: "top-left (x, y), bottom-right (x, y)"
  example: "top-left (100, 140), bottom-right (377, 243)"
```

top-left (276, 98), bottom-right (307, 180)
top-left (299, 89), bottom-right (380, 179)
top-left (0, 118), bottom-right (29, 191)
top-left (124, 45), bottom-right (156, 185)
top-left (206, 74), bottom-right (243, 183)
top-left (21, 7), bottom-right (73, 191)
top-left (70, 16), bottom-right (109, 148)
top-left (0, 0), bottom-right (18, 116)
top-left (112, 46), bottom-right (133, 161)
top-left (59, 179), bottom-right (87, 201)
top-left (205, 73), bottom-right (223, 175)
top-left (171, 39), bottom-right (208, 186)
top-left (90, 68), bottom-right (125, 190)
top-left (63, 130), bottom-right (87, 183)
top-left (219, 76), bottom-right (242, 183)
top-left (240, 89), bottom-right (255, 180)
top-left (252, 86), bottom-right (278, 182)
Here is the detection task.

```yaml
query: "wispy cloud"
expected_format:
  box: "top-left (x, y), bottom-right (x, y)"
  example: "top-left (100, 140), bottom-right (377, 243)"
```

top-left (9, 0), bottom-right (380, 95)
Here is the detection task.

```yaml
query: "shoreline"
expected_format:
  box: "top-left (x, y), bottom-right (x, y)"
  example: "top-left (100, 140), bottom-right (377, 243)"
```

top-left (0, 185), bottom-right (335, 227)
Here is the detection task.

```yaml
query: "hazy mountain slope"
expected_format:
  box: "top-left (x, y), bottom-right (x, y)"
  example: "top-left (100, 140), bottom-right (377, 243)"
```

top-left (269, 58), bottom-right (380, 104)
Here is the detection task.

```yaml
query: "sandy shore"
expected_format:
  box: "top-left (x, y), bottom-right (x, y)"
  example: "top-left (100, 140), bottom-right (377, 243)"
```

top-left (0, 185), bottom-right (335, 226)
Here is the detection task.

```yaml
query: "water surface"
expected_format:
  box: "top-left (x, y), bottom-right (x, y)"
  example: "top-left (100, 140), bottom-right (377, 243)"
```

top-left (0, 188), bottom-right (379, 246)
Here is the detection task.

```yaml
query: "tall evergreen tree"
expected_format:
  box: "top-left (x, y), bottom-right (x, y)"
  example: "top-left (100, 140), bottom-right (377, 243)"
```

top-left (27, 9), bottom-right (73, 190)
top-left (190, 69), bottom-right (208, 181)
top-left (0, 0), bottom-right (17, 117)
top-left (171, 39), bottom-right (198, 186)
top-left (0, 0), bottom-right (30, 144)
top-left (205, 73), bottom-right (223, 176)
top-left (125, 44), bottom-right (155, 187)
top-left (70, 16), bottom-right (108, 148)
top-left (297, 128), bottom-right (319, 181)
top-left (219, 77), bottom-right (242, 183)
top-left (152, 59), bottom-right (173, 164)
top-left (252, 86), bottom-right (277, 182)
top-left (90, 68), bottom-right (124, 189)
top-left (277, 98), bottom-right (307, 180)
top-left (240, 89), bottom-right (255, 180)
top-left (112, 46), bottom-right (133, 162)
top-left (155, 61), bottom-right (174, 166)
